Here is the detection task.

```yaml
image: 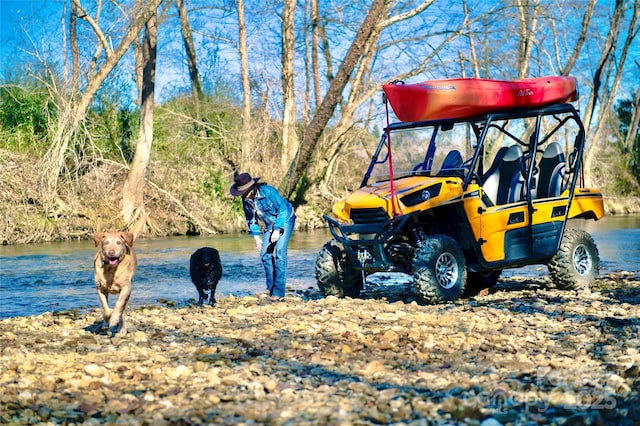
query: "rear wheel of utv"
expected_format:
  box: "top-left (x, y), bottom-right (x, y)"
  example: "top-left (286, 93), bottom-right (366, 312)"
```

top-left (548, 228), bottom-right (599, 291)
top-left (315, 240), bottom-right (363, 298)
top-left (412, 235), bottom-right (466, 304)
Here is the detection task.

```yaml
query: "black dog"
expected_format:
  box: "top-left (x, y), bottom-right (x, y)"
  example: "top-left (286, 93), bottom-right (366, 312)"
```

top-left (189, 247), bottom-right (223, 306)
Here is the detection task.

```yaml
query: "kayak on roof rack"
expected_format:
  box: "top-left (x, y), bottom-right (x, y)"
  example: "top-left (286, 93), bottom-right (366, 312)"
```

top-left (382, 76), bottom-right (578, 122)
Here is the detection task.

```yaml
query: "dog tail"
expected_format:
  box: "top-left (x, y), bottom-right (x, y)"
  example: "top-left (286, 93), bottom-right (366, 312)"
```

top-left (128, 211), bottom-right (150, 241)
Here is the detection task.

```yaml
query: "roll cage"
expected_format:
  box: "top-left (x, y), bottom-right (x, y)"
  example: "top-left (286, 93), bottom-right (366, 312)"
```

top-left (362, 103), bottom-right (586, 208)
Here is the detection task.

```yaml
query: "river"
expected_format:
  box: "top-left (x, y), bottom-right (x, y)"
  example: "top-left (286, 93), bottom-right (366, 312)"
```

top-left (1, 216), bottom-right (639, 319)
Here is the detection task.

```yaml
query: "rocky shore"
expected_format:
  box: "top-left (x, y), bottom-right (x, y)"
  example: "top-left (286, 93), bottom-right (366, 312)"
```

top-left (1, 272), bottom-right (639, 425)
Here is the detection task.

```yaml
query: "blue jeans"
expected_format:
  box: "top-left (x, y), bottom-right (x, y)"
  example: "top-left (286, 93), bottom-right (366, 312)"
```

top-left (260, 215), bottom-right (296, 297)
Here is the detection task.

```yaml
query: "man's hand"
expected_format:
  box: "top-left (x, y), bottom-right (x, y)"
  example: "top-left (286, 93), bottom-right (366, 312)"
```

top-left (270, 229), bottom-right (281, 243)
top-left (254, 235), bottom-right (263, 252)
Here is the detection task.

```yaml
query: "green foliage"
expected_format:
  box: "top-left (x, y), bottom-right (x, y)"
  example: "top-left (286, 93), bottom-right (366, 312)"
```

top-left (198, 168), bottom-right (226, 198)
top-left (601, 151), bottom-right (640, 196)
top-left (154, 94), bottom-right (242, 166)
top-left (0, 84), bottom-right (56, 153)
top-left (85, 92), bottom-right (140, 163)
top-left (614, 96), bottom-right (640, 184)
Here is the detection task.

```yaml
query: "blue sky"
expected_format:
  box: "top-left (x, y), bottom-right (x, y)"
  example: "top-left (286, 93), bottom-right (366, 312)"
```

top-left (1, 0), bottom-right (637, 104)
top-left (0, 0), bottom-right (63, 78)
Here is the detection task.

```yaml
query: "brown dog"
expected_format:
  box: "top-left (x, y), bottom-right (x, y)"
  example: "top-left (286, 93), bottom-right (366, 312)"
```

top-left (92, 213), bottom-right (147, 336)
top-left (93, 231), bottom-right (137, 335)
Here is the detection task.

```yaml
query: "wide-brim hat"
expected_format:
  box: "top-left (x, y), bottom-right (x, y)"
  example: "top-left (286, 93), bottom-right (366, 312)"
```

top-left (230, 172), bottom-right (260, 196)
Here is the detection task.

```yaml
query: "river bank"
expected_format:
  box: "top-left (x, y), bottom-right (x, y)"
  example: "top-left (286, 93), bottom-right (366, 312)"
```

top-left (2, 147), bottom-right (639, 246)
top-left (1, 272), bottom-right (639, 425)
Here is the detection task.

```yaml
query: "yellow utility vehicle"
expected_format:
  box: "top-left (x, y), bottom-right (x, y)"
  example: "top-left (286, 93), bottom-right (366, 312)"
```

top-left (316, 103), bottom-right (604, 303)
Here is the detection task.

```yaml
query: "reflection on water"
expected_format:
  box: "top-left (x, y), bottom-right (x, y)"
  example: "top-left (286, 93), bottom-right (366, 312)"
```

top-left (1, 217), bottom-right (638, 319)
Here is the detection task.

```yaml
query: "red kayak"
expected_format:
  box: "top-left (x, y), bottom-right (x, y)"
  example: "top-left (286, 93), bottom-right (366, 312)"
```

top-left (383, 76), bottom-right (578, 122)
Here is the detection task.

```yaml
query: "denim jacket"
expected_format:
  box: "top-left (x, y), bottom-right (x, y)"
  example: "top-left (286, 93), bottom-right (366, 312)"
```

top-left (243, 184), bottom-right (294, 236)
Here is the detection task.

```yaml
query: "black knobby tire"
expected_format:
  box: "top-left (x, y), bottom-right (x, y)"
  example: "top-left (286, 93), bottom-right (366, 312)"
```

top-left (315, 240), bottom-right (363, 298)
top-left (412, 235), bottom-right (467, 304)
top-left (548, 228), bottom-right (600, 291)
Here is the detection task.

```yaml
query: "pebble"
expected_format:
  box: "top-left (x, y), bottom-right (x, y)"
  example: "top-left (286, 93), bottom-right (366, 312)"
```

top-left (0, 272), bottom-right (639, 425)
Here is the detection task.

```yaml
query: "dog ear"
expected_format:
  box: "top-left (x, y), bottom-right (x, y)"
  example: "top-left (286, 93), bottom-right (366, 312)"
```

top-left (93, 232), bottom-right (105, 247)
top-left (121, 232), bottom-right (135, 247)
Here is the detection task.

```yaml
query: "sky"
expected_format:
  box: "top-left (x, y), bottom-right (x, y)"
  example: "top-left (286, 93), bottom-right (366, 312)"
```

top-left (1, 0), bottom-right (64, 77)
top-left (1, 0), bottom-right (637, 105)
top-left (0, 0), bottom-right (213, 100)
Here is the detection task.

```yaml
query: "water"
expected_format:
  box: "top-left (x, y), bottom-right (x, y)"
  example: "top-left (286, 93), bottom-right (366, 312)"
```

top-left (1, 217), bottom-right (639, 319)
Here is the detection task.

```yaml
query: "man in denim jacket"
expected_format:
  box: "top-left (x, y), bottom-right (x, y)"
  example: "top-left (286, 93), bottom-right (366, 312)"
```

top-left (230, 172), bottom-right (296, 299)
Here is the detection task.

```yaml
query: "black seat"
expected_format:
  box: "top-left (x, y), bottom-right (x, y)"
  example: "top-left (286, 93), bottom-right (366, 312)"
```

top-left (481, 145), bottom-right (524, 205)
top-left (437, 150), bottom-right (464, 176)
top-left (536, 142), bottom-right (565, 198)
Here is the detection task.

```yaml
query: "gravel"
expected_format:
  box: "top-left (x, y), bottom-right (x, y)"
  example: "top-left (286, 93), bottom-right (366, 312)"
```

top-left (1, 271), bottom-right (639, 425)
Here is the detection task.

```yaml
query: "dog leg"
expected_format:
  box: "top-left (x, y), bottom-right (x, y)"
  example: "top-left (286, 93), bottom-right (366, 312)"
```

top-left (197, 293), bottom-right (206, 306)
top-left (97, 290), bottom-right (112, 324)
top-left (109, 286), bottom-right (131, 335)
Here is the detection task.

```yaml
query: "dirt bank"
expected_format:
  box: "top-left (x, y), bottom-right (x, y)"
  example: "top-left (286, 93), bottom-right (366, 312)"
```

top-left (1, 148), bottom-right (638, 245)
top-left (1, 272), bottom-right (639, 425)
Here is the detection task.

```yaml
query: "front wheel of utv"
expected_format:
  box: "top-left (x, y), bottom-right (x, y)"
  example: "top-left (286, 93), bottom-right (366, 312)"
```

top-left (548, 228), bottom-right (600, 291)
top-left (315, 240), bottom-right (363, 298)
top-left (412, 235), bottom-right (466, 304)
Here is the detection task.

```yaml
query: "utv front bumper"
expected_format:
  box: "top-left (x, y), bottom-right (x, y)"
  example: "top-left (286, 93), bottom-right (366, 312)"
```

top-left (323, 213), bottom-right (414, 273)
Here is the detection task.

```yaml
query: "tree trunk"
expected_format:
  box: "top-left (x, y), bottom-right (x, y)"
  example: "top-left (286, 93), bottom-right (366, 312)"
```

top-left (122, 10), bottom-right (158, 223)
top-left (558, 0), bottom-right (595, 76)
top-left (40, 0), bottom-right (165, 203)
top-left (69, 0), bottom-right (80, 94)
top-left (626, 85), bottom-right (640, 160)
top-left (311, 0), bottom-right (438, 196)
top-left (585, 0), bottom-right (638, 186)
top-left (176, 0), bottom-right (203, 101)
top-left (281, 0), bottom-right (298, 168)
top-left (515, 0), bottom-right (539, 79)
top-left (582, 0), bottom-right (625, 185)
top-left (301, 0), bottom-right (310, 125)
top-left (280, 0), bottom-right (389, 200)
top-left (311, 0), bottom-right (321, 109)
top-left (462, 0), bottom-right (480, 78)
top-left (237, 0), bottom-right (251, 169)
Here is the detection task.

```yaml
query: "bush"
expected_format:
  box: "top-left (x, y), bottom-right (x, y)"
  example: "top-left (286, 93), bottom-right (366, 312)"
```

top-left (0, 84), bottom-right (56, 153)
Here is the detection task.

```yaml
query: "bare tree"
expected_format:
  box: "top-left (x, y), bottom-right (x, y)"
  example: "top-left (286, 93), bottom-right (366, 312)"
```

top-left (40, 0), bottom-right (165, 205)
top-left (176, 0), bottom-right (203, 101)
top-left (237, 0), bottom-right (252, 169)
top-left (626, 84), bottom-right (640, 159)
top-left (583, 0), bottom-right (625, 134)
top-left (557, 0), bottom-right (595, 76)
top-left (584, 0), bottom-right (639, 185)
top-left (281, 0), bottom-right (298, 168)
top-left (514, 0), bottom-right (539, 78)
top-left (122, 4), bottom-right (159, 223)
top-left (311, 0), bottom-right (322, 110)
top-left (315, 0), bottom-right (477, 195)
top-left (69, 0), bottom-right (80, 93)
top-left (462, 0), bottom-right (481, 78)
top-left (280, 0), bottom-right (389, 200)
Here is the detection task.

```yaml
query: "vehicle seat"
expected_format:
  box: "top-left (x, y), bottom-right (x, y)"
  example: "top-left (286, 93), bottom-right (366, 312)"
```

top-left (536, 142), bottom-right (565, 198)
top-left (437, 150), bottom-right (464, 176)
top-left (481, 145), bottom-right (524, 205)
